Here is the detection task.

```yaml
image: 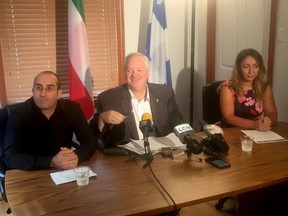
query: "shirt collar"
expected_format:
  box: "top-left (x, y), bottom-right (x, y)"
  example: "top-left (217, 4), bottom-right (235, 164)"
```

top-left (128, 85), bottom-right (150, 102)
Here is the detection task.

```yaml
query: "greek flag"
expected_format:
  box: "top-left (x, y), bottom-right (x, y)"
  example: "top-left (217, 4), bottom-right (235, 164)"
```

top-left (145, 0), bottom-right (172, 86)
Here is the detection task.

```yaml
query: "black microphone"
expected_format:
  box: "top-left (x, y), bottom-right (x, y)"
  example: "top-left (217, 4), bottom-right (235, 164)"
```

top-left (174, 123), bottom-right (203, 155)
top-left (139, 113), bottom-right (153, 142)
top-left (201, 122), bottom-right (230, 157)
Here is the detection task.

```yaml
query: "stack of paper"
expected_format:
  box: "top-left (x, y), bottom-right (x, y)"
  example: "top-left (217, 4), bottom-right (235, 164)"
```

top-left (118, 133), bottom-right (185, 155)
top-left (241, 130), bottom-right (288, 144)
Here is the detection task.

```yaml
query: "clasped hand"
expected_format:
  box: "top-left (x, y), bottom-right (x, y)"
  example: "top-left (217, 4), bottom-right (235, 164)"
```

top-left (51, 147), bottom-right (78, 169)
top-left (255, 115), bottom-right (271, 131)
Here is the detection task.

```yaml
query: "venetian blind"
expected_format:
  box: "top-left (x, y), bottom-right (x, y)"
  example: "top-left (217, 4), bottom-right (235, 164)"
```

top-left (0, 0), bottom-right (56, 103)
top-left (0, 0), bottom-right (123, 104)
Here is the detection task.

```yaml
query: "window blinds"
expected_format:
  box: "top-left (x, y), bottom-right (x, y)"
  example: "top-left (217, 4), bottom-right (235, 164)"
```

top-left (0, 0), bottom-right (123, 104)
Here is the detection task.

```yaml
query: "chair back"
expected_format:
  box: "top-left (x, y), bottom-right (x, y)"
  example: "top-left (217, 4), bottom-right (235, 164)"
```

top-left (0, 107), bottom-right (8, 158)
top-left (202, 81), bottom-right (224, 124)
top-left (0, 107), bottom-right (8, 202)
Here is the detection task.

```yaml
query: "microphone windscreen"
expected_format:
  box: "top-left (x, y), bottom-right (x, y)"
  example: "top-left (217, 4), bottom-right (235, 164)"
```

top-left (141, 113), bottom-right (152, 121)
top-left (174, 123), bottom-right (194, 143)
top-left (139, 113), bottom-right (153, 136)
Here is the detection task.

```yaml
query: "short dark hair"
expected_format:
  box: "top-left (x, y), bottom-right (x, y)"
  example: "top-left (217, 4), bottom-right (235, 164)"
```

top-left (33, 71), bottom-right (61, 89)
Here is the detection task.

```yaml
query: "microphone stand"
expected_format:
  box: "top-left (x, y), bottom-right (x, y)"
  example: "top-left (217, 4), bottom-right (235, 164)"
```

top-left (184, 149), bottom-right (202, 162)
top-left (126, 119), bottom-right (154, 168)
top-left (125, 138), bottom-right (153, 168)
top-left (142, 139), bottom-right (153, 168)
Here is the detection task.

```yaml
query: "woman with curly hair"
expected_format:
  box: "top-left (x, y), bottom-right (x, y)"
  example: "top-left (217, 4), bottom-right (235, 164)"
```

top-left (219, 48), bottom-right (278, 131)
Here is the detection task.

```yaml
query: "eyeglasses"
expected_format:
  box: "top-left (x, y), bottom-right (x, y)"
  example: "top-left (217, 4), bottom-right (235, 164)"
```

top-left (34, 85), bottom-right (58, 92)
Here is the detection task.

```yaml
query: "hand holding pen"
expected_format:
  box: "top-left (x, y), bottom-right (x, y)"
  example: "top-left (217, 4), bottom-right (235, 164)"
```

top-left (98, 110), bottom-right (133, 131)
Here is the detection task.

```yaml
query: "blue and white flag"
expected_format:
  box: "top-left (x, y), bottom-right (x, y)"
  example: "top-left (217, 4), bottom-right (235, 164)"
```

top-left (145, 0), bottom-right (172, 86)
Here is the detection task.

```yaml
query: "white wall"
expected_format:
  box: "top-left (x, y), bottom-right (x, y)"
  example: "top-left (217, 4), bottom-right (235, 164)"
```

top-left (124, 0), bottom-right (288, 130)
top-left (273, 0), bottom-right (288, 122)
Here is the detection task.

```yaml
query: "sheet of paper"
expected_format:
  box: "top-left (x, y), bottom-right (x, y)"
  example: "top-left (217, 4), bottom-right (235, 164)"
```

top-left (118, 133), bottom-right (185, 155)
top-left (50, 169), bottom-right (97, 185)
top-left (241, 130), bottom-right (288, 144)
top-left (152, 133), bottom-right (186, 148)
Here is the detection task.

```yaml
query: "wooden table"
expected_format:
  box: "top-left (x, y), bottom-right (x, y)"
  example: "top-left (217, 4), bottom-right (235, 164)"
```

top-left (5, 122), bottom-right (288, 216)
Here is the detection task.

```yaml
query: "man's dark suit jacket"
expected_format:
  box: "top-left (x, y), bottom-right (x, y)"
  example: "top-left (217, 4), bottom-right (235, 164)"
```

top-left (90, 83), bottom-right (184, 148)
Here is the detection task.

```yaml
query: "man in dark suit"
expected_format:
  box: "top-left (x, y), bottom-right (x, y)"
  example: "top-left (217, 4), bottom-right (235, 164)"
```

top-left (3, 71), bottom-right (96, 170)
top-left (90, 52), bottom-right (184, 148)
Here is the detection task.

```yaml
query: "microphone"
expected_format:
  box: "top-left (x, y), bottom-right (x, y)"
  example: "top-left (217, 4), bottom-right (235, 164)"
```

top-left (139, 113), bottom-right (153, 142)
top-left (174, 123), bottom-right (203, 155)
top-left (200, 122), bottom-right (229, 157)
top-left (136, 113), bottom-right (154, 167)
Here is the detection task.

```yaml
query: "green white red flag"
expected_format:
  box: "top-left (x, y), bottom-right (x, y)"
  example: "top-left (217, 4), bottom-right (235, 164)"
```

top-left (68, 0), bottom-right (94, 120)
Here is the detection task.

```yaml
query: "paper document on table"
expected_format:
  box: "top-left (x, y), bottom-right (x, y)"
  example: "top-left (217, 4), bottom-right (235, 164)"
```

top-left (50, 169), bottom-right (97, 185)
top-left (118, 133), bottom-right (185, 155)
top-left (241, 130), bottom-right (288, 144)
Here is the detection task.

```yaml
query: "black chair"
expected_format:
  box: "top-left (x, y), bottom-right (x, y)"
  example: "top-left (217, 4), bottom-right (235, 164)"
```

top-left (202, 80), bottom-right (224, 124)
top-left (0, 107), bottom-right (11, 214)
